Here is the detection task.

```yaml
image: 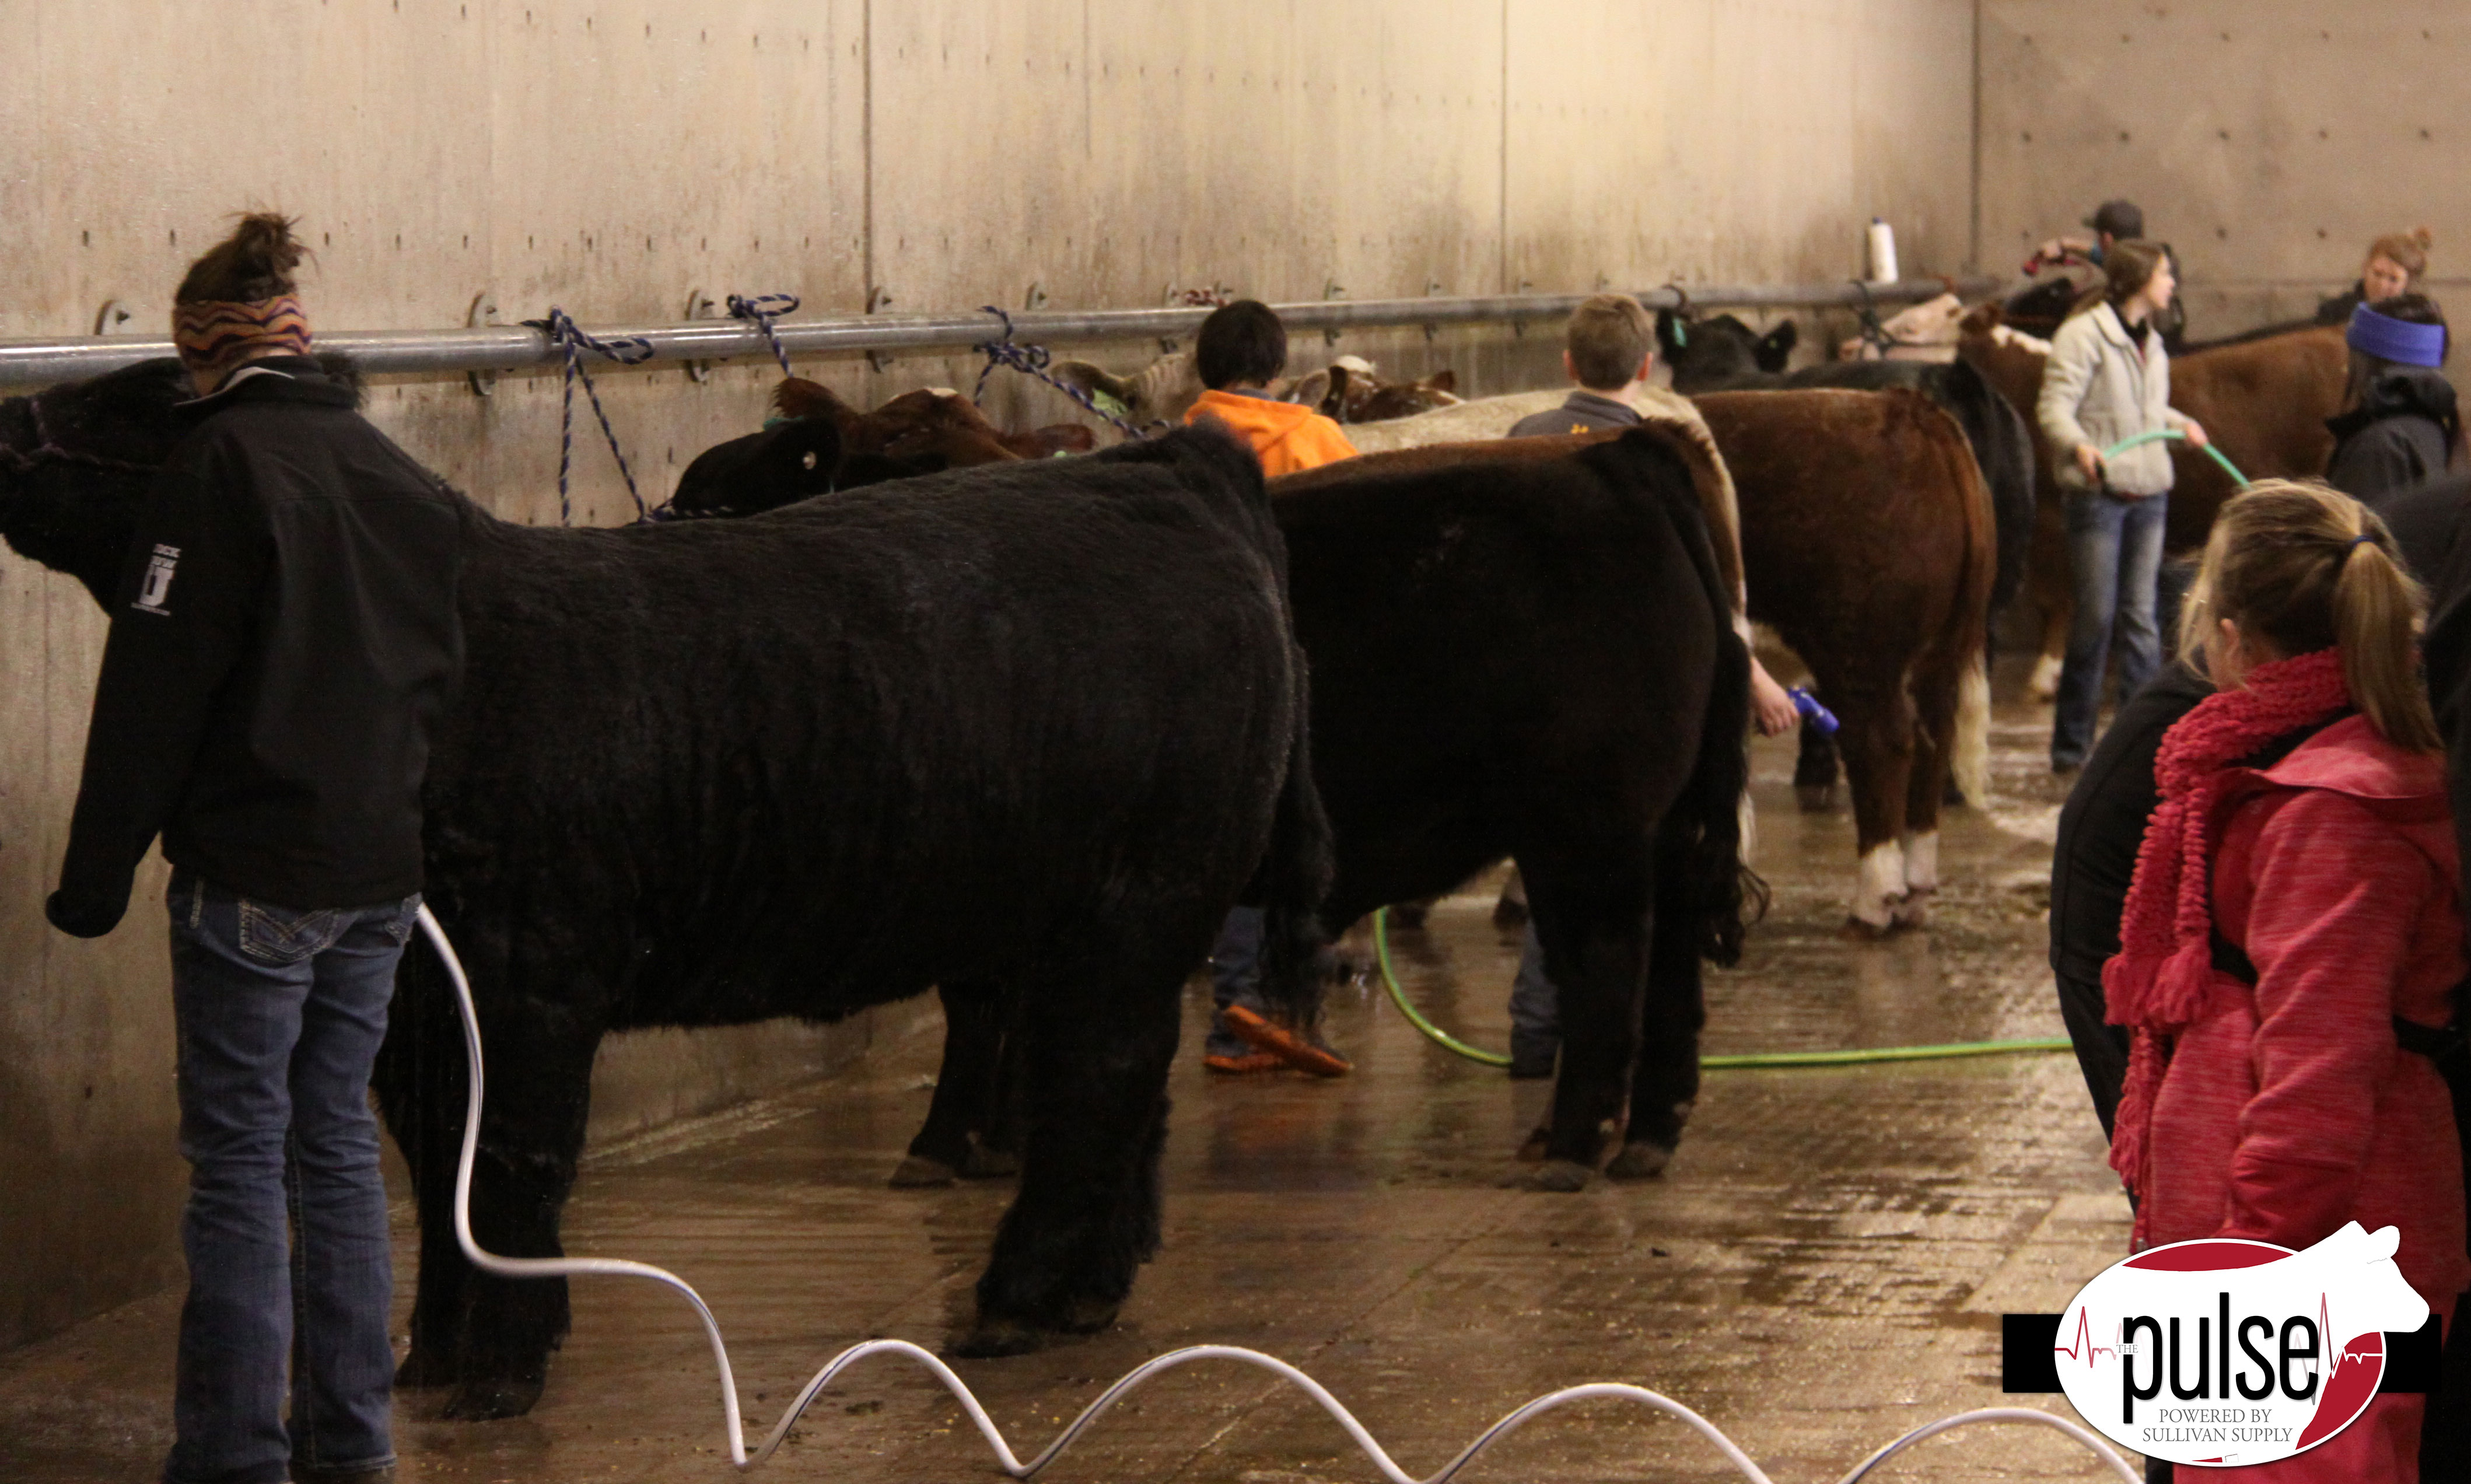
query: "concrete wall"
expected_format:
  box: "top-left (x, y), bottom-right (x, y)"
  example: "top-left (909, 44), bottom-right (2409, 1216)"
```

top-left (1978, 1), bottom-right (2471, 339)
top-left (0, 0), bottom-right (1978, 1351)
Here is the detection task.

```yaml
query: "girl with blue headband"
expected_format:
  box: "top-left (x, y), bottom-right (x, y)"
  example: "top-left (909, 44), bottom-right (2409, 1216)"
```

top-left (2326, 294), bottom-right (2459, 508)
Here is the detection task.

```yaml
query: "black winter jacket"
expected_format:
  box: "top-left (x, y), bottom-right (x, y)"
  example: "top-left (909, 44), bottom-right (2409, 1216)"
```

top-left (48, 361), bottom-right (467, 934)
top-left (2326, 366), bottom-right (2459, 508)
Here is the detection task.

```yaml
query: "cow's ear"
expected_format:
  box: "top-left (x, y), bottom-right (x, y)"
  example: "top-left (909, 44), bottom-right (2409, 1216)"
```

top-left (1755, 320), bottom-right (1798, 371)
top-left (1424, 368), bottom-right (1456, 393)
top-left (1292, 367), bottom-right (1334, 414)
top-left (774, 376), bottom-right (855, 425)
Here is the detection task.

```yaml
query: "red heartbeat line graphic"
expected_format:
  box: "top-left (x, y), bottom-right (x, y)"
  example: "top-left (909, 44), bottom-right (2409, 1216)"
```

top-left (2053, 1307), bottom-right (2115, 1367)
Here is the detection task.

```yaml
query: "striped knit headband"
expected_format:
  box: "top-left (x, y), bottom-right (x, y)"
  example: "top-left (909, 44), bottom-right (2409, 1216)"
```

top-left (173, 295), bottom-right (313, 382)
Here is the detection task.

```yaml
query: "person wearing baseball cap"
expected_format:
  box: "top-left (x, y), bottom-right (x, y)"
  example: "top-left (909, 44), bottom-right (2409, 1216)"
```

top-left (2326, 295), bottom-right (2459, 506)
top-left (2084, 200), bottom-right (2145, 261)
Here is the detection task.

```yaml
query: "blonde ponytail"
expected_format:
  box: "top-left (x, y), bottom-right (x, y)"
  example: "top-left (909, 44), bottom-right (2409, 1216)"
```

top-left (2182, 480), bottom-right (2441, 752)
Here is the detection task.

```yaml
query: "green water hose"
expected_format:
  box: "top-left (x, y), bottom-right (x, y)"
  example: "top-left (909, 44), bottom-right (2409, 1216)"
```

top-left (2098, 428), bottom-right (2250, 487)
top-left (1371, 907), bottom-right (2070, 1070)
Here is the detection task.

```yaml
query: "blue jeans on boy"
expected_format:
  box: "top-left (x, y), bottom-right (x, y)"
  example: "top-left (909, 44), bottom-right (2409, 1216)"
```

top-left (2053, 489), bottom-right (2169, 768)
top-left (1508, 925), bottom-right (1560, 1071)
top-left (164, 872), bottom-right (416, 1484)
top-left (1206, 907), bottom-right (1266, 1058)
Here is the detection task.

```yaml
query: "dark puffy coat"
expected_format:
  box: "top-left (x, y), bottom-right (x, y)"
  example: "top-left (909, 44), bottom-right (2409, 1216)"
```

top-left (2326, 366), bottom-right (2459, 508)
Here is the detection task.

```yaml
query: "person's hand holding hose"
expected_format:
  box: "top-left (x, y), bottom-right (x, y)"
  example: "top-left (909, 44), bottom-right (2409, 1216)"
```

top-left (2074, 442), bottom-right (2106, 485)
top-left (2180, 420), bottom-right (2210, 450)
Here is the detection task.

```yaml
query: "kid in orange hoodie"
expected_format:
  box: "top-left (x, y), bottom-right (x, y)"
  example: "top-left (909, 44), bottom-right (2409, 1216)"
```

top-left (1181, 299), bottom-right (1358, 476)
top-left (1186, 300), bottom-right (1356, 1075)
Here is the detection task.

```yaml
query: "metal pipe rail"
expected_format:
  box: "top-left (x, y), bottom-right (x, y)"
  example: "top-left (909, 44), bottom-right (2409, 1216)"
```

top-left (0, 276), bottom-right (1995, 390)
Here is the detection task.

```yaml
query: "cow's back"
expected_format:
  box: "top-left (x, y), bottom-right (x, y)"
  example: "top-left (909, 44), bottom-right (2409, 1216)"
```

top-left (1272, 433), bottom-right (1722, 913)
top-left (425, 428), bottom-right (1297, 1020)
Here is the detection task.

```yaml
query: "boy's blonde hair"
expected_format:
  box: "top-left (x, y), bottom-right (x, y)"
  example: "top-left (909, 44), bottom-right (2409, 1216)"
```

top-left (2178, 480), bottom-right (2441, 752)
top-left (1567, 294), bottom-right (1654, 390)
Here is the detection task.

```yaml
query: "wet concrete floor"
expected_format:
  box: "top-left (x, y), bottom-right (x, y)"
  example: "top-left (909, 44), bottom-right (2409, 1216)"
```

top-left (0, 675), bottom-right (2136, 1483)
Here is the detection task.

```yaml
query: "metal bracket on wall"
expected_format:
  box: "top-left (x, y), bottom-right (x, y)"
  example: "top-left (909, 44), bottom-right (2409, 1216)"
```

top-left (1024, 282), bottom-right (1049, 312)
top-left (1422, 280), bottom-right (1444, 342)
top-left (681, 289), bottom-right (719, 384)
top-left (1323, 280), bottom-right (1347, 345)
top-left (93, 300), bottom-right (151, 337)
top-left (865, 287), bottom-right (896, 372)
top-left (465, 292), bottom-right (500, 398)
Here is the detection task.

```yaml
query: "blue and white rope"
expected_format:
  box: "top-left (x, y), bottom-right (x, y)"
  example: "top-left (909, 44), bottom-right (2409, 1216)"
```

top-left (526, 307), bottom-right (653, 524)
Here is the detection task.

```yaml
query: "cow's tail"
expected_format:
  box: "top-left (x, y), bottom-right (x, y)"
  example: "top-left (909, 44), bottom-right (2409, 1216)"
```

top-left (1603, 429), bottom-right (1763, 967)
top-left (1255, 644), bottom-right (1337, 1027)
top-left (1936, 402), bottom-right (1998, 808)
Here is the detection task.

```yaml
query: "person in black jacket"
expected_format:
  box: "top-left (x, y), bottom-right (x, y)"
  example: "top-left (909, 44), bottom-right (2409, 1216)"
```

top-left (46, 215), bottom-right (464, 1484)
top-left (2326, 296), bottom-right (2459, 507)
top-left (2314, 228), bottom-right (2431, 328)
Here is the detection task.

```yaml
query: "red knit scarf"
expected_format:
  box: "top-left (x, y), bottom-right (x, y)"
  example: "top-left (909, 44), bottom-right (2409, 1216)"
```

top-left (173, 295), bottom-right (313, 383)
top-left (2104, 648), bottom-right (2352, 1203)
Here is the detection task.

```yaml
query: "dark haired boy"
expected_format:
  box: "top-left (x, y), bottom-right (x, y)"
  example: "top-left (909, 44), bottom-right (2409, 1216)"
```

top-left (1182, 299), bottom-right (1357, 477)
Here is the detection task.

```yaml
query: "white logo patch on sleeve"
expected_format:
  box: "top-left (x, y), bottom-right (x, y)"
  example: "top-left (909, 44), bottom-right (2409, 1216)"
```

top-left (134, 544), bottom-right (180, 615)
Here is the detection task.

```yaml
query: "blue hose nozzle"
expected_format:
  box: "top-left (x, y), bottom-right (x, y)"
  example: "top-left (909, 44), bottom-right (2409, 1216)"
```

top-left (1788, 687), bottom-right (1840, 736)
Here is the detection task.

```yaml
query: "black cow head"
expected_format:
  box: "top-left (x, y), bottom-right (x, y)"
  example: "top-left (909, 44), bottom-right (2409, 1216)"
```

top-left (1656, 310), bottom-right (1799, 393)
top-left (666, 416), bottom-right (843, 518)
top-left (0, 358), bottom-right (197, 604)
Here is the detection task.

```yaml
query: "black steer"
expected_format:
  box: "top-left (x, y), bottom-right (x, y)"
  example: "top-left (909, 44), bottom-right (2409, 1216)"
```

top-left (0, 360), bottom-right (1329, 1415)
top-left (676, 424), bottom-right (1755, 1188)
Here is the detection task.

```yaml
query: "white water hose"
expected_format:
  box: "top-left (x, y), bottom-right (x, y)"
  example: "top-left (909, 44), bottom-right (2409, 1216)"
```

top-left (417, 905), bottom-right (2136, 1480)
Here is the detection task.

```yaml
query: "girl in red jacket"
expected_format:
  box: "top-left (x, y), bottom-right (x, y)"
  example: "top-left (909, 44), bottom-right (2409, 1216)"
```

top-left (2107, 480), bottom-right (2467, 1480)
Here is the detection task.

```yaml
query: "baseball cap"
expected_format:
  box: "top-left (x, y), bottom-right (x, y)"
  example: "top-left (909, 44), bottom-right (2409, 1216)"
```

top-left (2084, 200), bottom-right (2145, 239)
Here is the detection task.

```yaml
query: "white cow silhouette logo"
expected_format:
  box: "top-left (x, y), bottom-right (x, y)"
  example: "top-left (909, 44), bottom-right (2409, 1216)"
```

top-left (2055, 1223), bottom-right (2427, 1465)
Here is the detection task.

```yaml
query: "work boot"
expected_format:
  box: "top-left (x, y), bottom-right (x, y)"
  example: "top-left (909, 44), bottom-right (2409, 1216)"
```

top-left (1203, 1049), bottom-right (1283, 1074)
top-left (1222, 1005), bottom-right (1352, 1077)
top-left (293, 1466), bottom-right (395, 1484)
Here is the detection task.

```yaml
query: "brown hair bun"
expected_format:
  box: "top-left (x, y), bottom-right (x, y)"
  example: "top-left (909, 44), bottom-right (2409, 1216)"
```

top-left (175, 212), bottom-right (306, 305)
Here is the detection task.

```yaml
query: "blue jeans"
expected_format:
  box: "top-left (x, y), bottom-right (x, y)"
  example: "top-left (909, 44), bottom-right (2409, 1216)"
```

top-left (1206, 907), bottom-right (1266, 1058)
top-left (1508, 925), bottom-right (1560, 1065)
top-left (164, 872), bottom-right (416, 1484)
top-left (2053, 489), bottom-right (2169, 767)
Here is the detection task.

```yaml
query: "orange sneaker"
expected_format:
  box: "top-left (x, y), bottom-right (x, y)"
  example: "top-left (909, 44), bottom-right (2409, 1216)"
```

top-left (1222, 1005), bottom-right (1353, 1077)
top-left (1203, 1050), bottom-right (1284, 1074)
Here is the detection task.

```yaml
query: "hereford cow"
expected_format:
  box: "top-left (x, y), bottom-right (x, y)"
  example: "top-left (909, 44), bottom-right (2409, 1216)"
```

top-left (1660, 310), bottom-right (2030, 813)
top-left (0, 360), bottom-right (1326, 1413)
top-left (1959, 308), bottom-right (2347, 696)
top-left (1695, 390), bottom-right (1994, 929)
top-left (1048, 352), bottom-right (1463, 435)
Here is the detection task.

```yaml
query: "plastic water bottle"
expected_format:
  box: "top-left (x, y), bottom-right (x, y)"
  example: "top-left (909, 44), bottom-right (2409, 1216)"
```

top-left (1867, 218), bottom-right (1899, 285)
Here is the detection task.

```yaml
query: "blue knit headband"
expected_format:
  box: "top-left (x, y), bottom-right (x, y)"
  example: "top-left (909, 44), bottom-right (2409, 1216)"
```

top-left (2346, 303), bottom-right (2448, 368)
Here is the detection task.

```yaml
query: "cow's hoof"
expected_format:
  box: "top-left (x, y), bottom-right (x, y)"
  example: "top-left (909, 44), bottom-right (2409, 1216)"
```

top-left (1794, 784), bottom-right (1837, 813)
top-left (1605, 1140), bottom-right (1676, 1181)
top-left (394, 1347), bottom-right (459, 1389)
top-left (1891, 894), bottom-right (1933, 930)
top-left (1059, 1294), bottom-right (1122, 1333)
top-left (960, 1145), bottom-right (1021, 1180)
top-left (889, 1155), bottom-right (960, 1188)
top-left (1840, 915), bottom-right (1895, 942)
top-left (441, 1373), bottom-right (545, 1421)
top-left (953, 1319), bottom-right (1045, 1358)
top-left (1521, 1159), bottom-right (1596, 1193)
top-left (1515, 1126), bottom-right (1550, 1163)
